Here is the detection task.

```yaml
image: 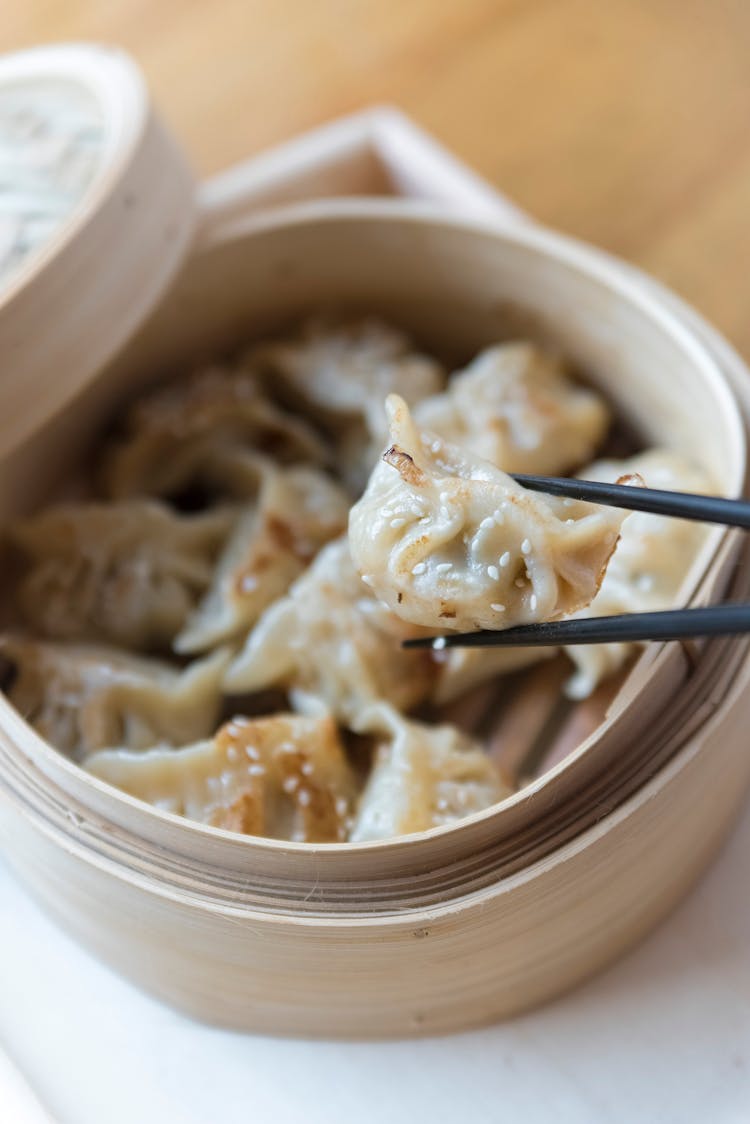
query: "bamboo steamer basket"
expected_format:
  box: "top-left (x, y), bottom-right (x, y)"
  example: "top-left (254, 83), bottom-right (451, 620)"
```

top-left (1, 46), bottom-right (750, 1038)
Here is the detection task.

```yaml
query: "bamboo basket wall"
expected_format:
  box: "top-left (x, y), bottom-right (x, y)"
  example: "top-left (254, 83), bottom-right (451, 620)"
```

top-left (1, 50), bottom-right (750, 1037)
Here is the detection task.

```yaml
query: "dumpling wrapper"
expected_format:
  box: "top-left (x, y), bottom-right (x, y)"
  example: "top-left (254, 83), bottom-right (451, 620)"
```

top-left (83, 711), bottom-right (358, 843)
top-left (101, 363), bottom-right (328, 500)
top-left (0, 636), bottom-right (229, 760)
top-left (349, 704), bottom-right (511, 842)
top-left (174, 459), bottom-right (350, 653)
top-left (348, 395), bottom-right (628, 632)
top-left (251, 315), bottom-right (446, 491)
top-left (416, 342), bottom-right (610, 475)
top-left (564, 449), bottom-right (714, 699)
top-left (223, 537), bottom-right (436, 727)
top-left (8, 501), bottom-right (233, 650)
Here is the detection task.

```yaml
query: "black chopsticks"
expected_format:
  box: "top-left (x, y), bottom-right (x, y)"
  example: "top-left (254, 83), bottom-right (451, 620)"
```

top-left (403, 604), bottom-right (750, 650)
top-left (512, 473), bottom-right (750, 528)
top-left (401, 476), bottom-right (750, 651)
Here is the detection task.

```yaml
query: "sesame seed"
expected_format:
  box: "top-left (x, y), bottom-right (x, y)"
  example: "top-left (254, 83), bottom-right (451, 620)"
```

top-left (390, 517), bottom-right (406, 528)
top-left (435, 562), bottom-right (452, 573)
top-left (530, 594), bottom-right (538, 611)
top-left (335, 796), bottom-right (349, 815)
top-left (361, 574), bottom-right (373, 586)
top-left (521, 538), bottom-right (531, 554)
top-left (412, 562), bottom-right (427, 575)
top-left (433, 637), bottom-right (447, 650)
top-left (487, 565), bottom-right (500, 580)
top-left (245, 744), bottom-right (260, 760)
top-left (499, 551), bottom-right (511, 568)
top-left (565, 518), bottom-right (575, 526)
top-left (431, 439), bottom-right (442, 453)
top-left (282, 775), bottom-right (299, 793)
top-left (297, 789), bottom-right (312, 807)
top-left (493, 510), bottom-right (505, 525)
top-left (234, 716), bottom-right (250, 727)
top-left (248, 764), bottom-right (265, 776)
top-left (226, 746), bottom-right (238, 763)
top-left (301, 761), bottom-right (314, 776)
top-left (491, 603), bottom-right (506, 612)
top-left (240, 573), bottom-right (258, 593)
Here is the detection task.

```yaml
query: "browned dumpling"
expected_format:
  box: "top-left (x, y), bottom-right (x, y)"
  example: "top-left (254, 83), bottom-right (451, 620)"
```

top-left (101, 363), bottom-right (328, 499)
top-left (174, 457), bottom-right (350, 653)
top-left (416, 342), bottom-right (610, 475)
top-left (348, 395), bottom-right (627, 632)
top-left (224, 537), bottom-right (436, 727)
top-left (0, 636), bottom-right (228, 760)
top-left (83, 711), bottom-right (358, 842)
top-left (251, 315), bottom-right (446, 490)
top-left (8, 500), bottom-right (233, 650)
top-left (349, 704), bottom-right (511, 841)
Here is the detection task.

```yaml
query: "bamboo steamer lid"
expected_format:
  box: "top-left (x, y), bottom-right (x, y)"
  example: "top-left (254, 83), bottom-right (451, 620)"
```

top-left (0, 44), bottom-right (195, 457)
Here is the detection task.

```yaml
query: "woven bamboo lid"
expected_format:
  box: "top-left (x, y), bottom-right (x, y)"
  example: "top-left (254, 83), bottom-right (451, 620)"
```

top-left (0, 44), bottom-right (195, 457)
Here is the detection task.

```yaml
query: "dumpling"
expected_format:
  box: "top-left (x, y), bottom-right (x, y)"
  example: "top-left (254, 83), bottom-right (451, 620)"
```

top-left (174, 459), bottom-right (350, 653)
top-left (252, 315), bottom-right (446, 490)
top-left (0, 636), bottom-right (228, 760)
top-left (415, 342), bottom-right (610, 475)
top-left (349, 704), bottom-right (511, 841)
top-left (223, 537), bottom-right (436, 727)
top-left (348, 395), bottom-right (627, 632)
top-left (83, 711), bottom-right (358, 842)
top-left (564, 449), bottom-right (714, 699)
top-left (431, 645), bottom-right (554, 706)
top-left (101, 363), bottom-right (328, 500)
top-left (8, 501), bottom-right (233, 650)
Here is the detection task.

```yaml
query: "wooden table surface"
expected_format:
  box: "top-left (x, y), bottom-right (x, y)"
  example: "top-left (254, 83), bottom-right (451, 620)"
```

top-left (4, 2), bottom-right (750, 354)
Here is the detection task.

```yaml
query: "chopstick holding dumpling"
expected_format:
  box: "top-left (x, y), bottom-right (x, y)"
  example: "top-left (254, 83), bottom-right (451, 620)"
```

top-left (348, 395), bottom-right (630, 632)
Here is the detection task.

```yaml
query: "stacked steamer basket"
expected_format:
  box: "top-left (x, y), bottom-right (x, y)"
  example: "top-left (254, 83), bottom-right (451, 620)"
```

top-left (1, 45), bottom-right (749, 1037)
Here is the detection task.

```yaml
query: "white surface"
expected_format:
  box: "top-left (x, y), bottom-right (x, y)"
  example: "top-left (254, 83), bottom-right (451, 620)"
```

top-left (0, 800), bottom-right (748, 1124)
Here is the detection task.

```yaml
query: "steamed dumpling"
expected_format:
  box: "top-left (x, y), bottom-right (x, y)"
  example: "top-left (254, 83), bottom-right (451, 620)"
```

top-left (101, 363), bottom-right (328, 499)
top-left (564, 449), bottom-right (714, 699)
top-left (224, 537), bottom-right (436, 726)
top-left (0, 636), bottom-right (229, 759)
top-left (416, 342), bottom-right (610, 475)
top-left (348, 395), bottom-right (627, 632)
top-left (174, 458), bottom-right (350, 653)
top-left (8, 501), bottom-right (233, 650)
top-left (349, 704), bottom-right (510, 841)
top-left (252, 315), bottom-right (446, 489)
top-left (83, 711), bottom-right (358, 842)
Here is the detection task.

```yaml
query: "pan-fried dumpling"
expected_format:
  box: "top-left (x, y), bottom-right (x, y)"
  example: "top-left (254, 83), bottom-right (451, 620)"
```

top-left (416, 342), bottom-right (610, 475)
top-left (174, 460), bottom-right (350, 653)
top-left (348, 395), bottom-right (627, 632)
top-left (101, 363), bottom-right (328, 500)
top-left (252, 315), bottom-right (446, 490)
top-left (8, 501), bottom-right (234, 650)
top-left (83, 711), bottom-right (358, 842)
top-left (0, 636), bottom-right (228, 760)
top-left (224, 537), bottom-right (436, 726)
top-left (564, 449), bottom-right (714, 699)
top-left (349, 704), bottom-right (511, 841)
